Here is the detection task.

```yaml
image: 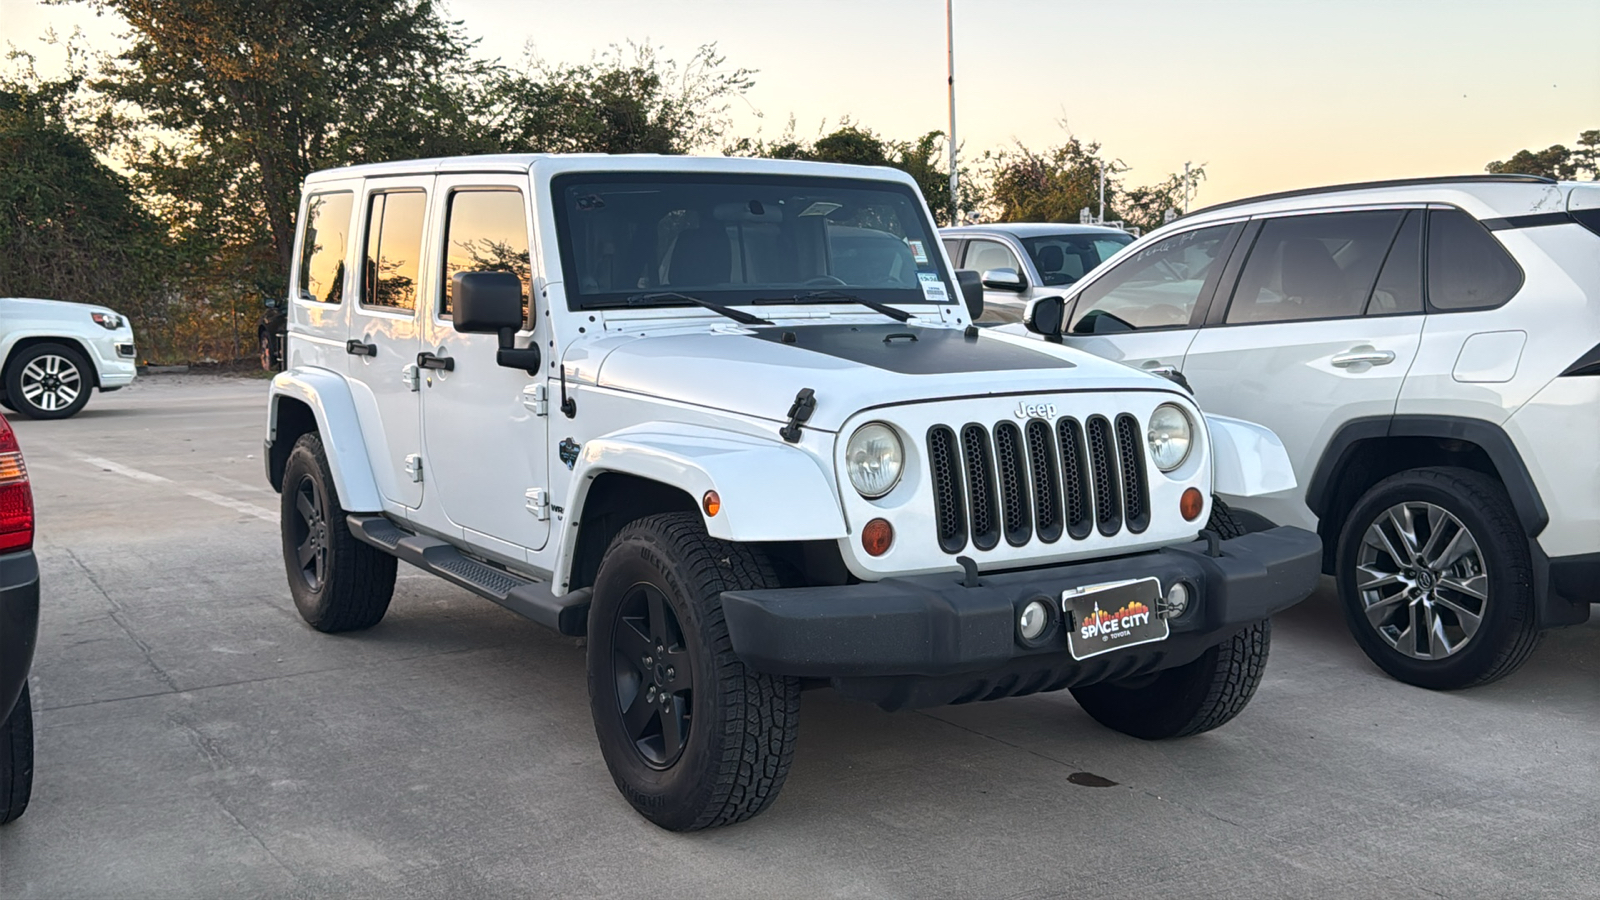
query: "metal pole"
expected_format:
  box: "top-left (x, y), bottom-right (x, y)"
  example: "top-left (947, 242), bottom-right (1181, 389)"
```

top-left (1098, 161), bottom-right (1105, 222)
top-left (946, 0), bottom-right (957, 224)
top-left (1183, 161), bottom-right (1192, 213)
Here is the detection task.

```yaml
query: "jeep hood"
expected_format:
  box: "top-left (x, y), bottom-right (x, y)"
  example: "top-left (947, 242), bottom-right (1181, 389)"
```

top-left (581, 323), bottom-right (1177, 432)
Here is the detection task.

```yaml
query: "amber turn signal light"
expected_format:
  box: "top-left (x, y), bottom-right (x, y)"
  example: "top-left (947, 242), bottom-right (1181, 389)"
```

top-left (1180, 487), bottom-right (1204, 522)
top-left (702, 490), bottom-right (721, 517)
top-left (862, 518), bottom-right (894, 556)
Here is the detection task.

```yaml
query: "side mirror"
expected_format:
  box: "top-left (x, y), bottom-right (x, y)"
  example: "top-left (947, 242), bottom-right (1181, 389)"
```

top-left (452, 271), bottom-right (541, 374)
top-left (955, 270), bottom-right (983, 321)
top-left (262, 296), bottom-right (281, 310)
top-left (1024, 295), bottom-right (1071, 343)
top-left (980, 268), bottom-right (1026, 292)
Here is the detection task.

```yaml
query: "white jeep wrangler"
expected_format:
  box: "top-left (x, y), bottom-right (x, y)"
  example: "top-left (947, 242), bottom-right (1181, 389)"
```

top-left (264, 154), bottom-right (1321, 830)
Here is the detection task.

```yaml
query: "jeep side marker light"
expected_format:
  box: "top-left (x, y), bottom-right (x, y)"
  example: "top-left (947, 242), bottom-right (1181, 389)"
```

top-left (702, 490), bottom-right (721, 517)
top-left (1181, 487), bottom-right (1203, 521)
top-left (862, 518), bottom-right (893, 556)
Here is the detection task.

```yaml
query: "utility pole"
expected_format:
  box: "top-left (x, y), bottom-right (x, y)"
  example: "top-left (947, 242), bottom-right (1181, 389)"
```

top-left (1098, 161), bottom-right (1106, 222)
top-left (1182, 161), bottom-right (1192, 213)
top-left (946, 0), bottom-right (958, 224)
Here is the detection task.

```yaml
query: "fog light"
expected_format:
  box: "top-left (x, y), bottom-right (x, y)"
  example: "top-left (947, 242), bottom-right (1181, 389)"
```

top-left (862, 518), bottom-right (894, 556)
top-left (1180, 487), bottom-right (1204, 521)
top-left (1019, 599), bottom-right (1052, 642)
top-left (1163, 582), bottom-right (1191, 619)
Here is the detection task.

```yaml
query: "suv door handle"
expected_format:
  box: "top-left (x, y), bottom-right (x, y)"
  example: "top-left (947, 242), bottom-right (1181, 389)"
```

top-left (1331, 348), bottom-right (1396, 368)
top-left (417, 351), bottom-right (454, 372)
top-left (345, 339), bottom-right (376, 357)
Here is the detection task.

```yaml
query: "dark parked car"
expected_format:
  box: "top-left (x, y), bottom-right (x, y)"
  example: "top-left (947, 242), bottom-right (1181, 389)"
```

top-left (258, 296), bottom-right (287, 370)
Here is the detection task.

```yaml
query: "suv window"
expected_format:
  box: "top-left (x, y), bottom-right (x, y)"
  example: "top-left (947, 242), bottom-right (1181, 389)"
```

top-left (1069, 223), bottom-right (1235, 333)
top-left (1366, 210), bottom-right (1423, 316)
top-left (361, 191), bottom-right (427, 311)
top-left (1427, 208), bottom-right (1523, 311)
top-left (1225, 211), bottom-right (1404, 325)
top-left (966, 239), bottom-right (1023, 276)
top-left (296, 192), bottom-right (353, 304)
top-left (441, 189), bottom-right (532, 322)
top-left (1020, 233), bottom-right (1133, 286)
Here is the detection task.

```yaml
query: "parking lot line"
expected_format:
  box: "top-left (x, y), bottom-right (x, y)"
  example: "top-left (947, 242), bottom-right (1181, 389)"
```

top-left (79, 455), bottom-right (278, 522)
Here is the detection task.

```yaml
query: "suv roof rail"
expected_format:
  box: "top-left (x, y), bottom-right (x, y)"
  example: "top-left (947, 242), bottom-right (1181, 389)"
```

top-left (1186, 174), bottom-right (1560, 219)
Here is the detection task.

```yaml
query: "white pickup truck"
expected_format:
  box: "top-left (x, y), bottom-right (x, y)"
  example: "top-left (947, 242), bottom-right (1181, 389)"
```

top-left (264, 154), bottom-right (1321, 830)
top-left (0, 297), bottom-right (138, 419)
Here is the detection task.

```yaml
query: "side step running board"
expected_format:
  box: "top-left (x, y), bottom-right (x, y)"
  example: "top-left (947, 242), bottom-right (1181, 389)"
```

top-left (346, 514), bottom-right (590, 636)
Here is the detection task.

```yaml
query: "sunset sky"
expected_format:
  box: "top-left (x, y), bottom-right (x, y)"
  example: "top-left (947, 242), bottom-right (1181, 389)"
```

top-left (9, 0), bottom-right (1598, 207)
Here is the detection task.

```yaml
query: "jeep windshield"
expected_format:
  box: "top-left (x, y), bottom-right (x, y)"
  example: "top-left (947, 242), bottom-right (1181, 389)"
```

top-left (552, 172), bottom-right (955, 312)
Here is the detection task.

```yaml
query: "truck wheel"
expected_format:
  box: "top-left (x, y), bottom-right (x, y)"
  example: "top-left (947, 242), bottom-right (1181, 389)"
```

top-left (1070, 620), bottom-right (1271, 739)
top-left (587, 512), bottom-right (801, 831)
top-left (1335, 467), bottom-right (1539, 690)
top-left (280, 432), bottom-right (396, 632)
top-left (1205, 497), bottom-right (1249, 540)
top-left (4, 342), bottom-right (93, 420)
top-left (0, 683), bottom-right (34, 825)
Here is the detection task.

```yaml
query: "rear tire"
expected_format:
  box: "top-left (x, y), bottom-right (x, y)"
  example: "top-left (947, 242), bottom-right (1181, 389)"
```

top-left (1070, 620), bottom-right (1271, 739)
top-left (0, 683), bottom-right (34, 825)
top-left (4, 342), bottom-right (93, 420)
top-left (280, 433), bottom-right (396, 632)
top-left (587, 512), bottom-right (801, 831)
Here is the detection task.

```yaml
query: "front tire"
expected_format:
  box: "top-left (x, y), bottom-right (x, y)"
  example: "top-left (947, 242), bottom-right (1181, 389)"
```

top-left (280, 433), bottom-right (396, 632)
top-left (0, 684), bottom-right (34, 825)
top-left (4, 342), bottom-right (93, 419)
top-left (1335, 467), bottom-right (1539, 690)
top-left (587, 512), bottom-right (801, 831)
top-left (1070, 620), bottom-right (1271, 739)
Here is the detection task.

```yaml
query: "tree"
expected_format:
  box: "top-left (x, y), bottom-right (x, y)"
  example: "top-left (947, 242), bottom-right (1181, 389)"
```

top-left (1486, 129), bottom-right (1599, 180)
top-left (982, 134), bottom-right (1202, 233)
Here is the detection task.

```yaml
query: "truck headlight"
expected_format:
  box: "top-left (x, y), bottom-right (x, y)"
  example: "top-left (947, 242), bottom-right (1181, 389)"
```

top-left (1147, 404), bottom-right (1193, 472)
top-left (845, 422), bottom-right (903, 498)
top-left (91, 312), bottom-right (121, 330)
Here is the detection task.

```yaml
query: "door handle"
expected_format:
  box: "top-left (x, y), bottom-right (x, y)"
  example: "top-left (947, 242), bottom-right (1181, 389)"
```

top-left (346, 339), bottom-right (376, 357)
top-left (417, 351), bottom-right (454, 372)
top-left (1330, 348), bottom-right (1396, 368)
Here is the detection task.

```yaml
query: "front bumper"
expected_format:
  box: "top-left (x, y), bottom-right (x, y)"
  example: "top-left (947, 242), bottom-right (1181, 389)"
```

top-left (0, 549), bottom-right (39, 723)
top-left (723, 526), bottom-right (1320, 710)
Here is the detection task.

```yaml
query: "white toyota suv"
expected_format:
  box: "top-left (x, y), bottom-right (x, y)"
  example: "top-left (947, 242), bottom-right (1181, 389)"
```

top-left (264, 154), bottom-right (1320, 830)
top-left (0, 297), bottom-right (138, 419)
top-left (1008, 174), bottom-right (1600, 690)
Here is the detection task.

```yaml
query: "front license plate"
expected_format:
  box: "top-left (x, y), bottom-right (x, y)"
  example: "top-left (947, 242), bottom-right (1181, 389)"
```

top-left (1063, 577), bottom-right (1169, 661)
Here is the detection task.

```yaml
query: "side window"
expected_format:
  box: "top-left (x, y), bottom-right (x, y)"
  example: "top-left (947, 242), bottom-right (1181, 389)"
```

top-left (1366, 211), bottom-right (1423, 316)
top-left (296, 192), bottom-right (353, 304)
top-left (441, 189), bottom-right (532, 323)
top-left (1069, 224), bottom-right (1235, 333)
top-left (1427, 208), bottom-right (1523, 311)
top-left (1225, 211), bottom-right (1405, 325)
top-left (361, 191), bottom-right (427, 311)
top-left (941, 239), bottom-right (964, 266)
top-left (966, 239), bottom-right (1023, 276)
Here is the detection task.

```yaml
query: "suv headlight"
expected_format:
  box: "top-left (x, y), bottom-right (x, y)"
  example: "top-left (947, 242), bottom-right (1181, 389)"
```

top-left (1147, 404), bottom-right (1193, 472)
top-left (845, 422), bottom-right (904, 498)
top-left (91, 312), bottom-right (122, 330)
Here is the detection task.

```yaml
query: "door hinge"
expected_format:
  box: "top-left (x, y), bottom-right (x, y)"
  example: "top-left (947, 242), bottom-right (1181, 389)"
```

top-left (522, 383), bottom-right (549, 416)
top-left (525, 487), bottom-right (549, 520)
top-left (404, 454), bottom-right (424, 483)
top-left (401, 363), bottom-right (420, 392)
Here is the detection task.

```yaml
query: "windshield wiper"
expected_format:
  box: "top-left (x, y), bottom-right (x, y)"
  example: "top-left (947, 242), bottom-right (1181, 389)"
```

top-left (751, 290), bottom-right (914, 323)
top-left (607, 291), bottom-right (773, 326)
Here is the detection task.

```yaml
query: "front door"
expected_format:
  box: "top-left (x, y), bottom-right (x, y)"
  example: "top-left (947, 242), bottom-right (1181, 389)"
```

top-left (419, 175), bottom-right (550, 559)
top-left (1180, 208), bottom-right (1427, 529)
top-left (348, 176), bottom-right (434, 510)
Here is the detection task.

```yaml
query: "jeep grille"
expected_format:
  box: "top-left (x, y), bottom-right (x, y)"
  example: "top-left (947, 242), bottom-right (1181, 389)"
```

top-left (928, 414), bottom-right (1150, 554)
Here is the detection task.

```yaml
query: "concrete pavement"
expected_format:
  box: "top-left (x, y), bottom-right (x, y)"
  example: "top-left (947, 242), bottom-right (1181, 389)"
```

top-left (1, 376), bottom-right (1597, 898)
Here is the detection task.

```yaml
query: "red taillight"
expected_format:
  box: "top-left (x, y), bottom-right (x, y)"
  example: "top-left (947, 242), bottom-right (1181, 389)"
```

top-left (0, 414), bottom-right (33, 553)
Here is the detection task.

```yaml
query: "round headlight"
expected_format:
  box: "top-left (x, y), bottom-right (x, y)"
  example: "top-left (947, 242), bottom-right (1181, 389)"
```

top-left (1147, 404), bottom-right (1193, 472)
top-left (846, 423), bottom-right (904, 498)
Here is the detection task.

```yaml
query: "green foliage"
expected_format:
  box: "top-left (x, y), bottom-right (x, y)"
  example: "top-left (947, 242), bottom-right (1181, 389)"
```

top-left (983, 135), bottom-right (1200, 234)
top-left (1486, 129), bottom-right (1599, 180)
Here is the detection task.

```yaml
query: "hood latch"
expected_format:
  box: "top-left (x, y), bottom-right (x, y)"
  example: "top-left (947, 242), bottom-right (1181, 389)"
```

top-left (779, 388), bottom-right (816, 443)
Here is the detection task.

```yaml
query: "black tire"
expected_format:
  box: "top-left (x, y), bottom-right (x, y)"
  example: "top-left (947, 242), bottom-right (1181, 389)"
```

top-left (280, 432), bottom-right (396, 632)
top-left (3, 342), bottom-right (93, 420)
top-left (1335, 467), bottom-right (1539, 690)
top-left (0, 393), bottom-right (16, 413)
top-left (0, 683), bottom-right (34, 825)
top-left (1070, 620), bottom-right (1271, 739)
top-left (1205, 497), bottom-right (1249, 540)
top-left (587, 512), bottom-right (801, 831)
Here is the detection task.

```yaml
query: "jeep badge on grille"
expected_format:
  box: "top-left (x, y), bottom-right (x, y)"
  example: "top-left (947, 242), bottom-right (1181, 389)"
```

top-left (1015, 401), bottom-right (1057, 419)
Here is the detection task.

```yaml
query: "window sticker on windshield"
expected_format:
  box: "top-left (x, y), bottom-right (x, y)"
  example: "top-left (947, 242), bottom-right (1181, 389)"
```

top-left (907, 239), bottom-right (929, 263)
top-left (918, 271), bottom-right (949, 302)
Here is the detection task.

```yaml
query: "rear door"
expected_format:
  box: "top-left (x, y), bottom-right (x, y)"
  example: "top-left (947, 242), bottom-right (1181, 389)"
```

top-left (1180, 208), bottom-right (1426, 528)
top-left (962, 237), bottom-right (1032, 324)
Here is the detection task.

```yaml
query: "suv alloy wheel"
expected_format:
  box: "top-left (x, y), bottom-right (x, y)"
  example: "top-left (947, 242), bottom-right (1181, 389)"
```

top-left (4, 343), bottom-right (93, 420)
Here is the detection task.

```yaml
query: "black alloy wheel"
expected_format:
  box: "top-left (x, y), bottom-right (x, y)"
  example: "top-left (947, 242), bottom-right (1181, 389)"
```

top-left (611, 582), bottom-right (695, 768)
top-left (289, 474), bottom-right (330, 592)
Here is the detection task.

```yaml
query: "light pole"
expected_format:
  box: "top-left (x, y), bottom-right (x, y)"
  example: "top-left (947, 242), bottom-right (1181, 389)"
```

top-left (946, 0), bottom-right (957, 224)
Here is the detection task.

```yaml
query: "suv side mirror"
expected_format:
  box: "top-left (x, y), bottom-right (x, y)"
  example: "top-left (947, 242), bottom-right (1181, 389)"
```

top-left (262, 296), bottom-right (281, 310)
top-left (1024, 295), bottom-right (1073, 343)
top-left (452, 271), bottom-right (542, 374)
top-left (980, 268), bottom-right (1026, 292)
top-left (955, 269), bottom-right (984, 321)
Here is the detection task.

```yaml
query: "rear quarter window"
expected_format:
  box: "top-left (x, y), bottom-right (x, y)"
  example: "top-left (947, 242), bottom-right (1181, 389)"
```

top-left (1427, 208), bottom-right (1524, 311)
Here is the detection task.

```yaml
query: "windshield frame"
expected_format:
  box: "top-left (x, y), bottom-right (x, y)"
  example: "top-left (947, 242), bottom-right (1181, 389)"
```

top-left (549, 170), bottom-right (955, 312)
